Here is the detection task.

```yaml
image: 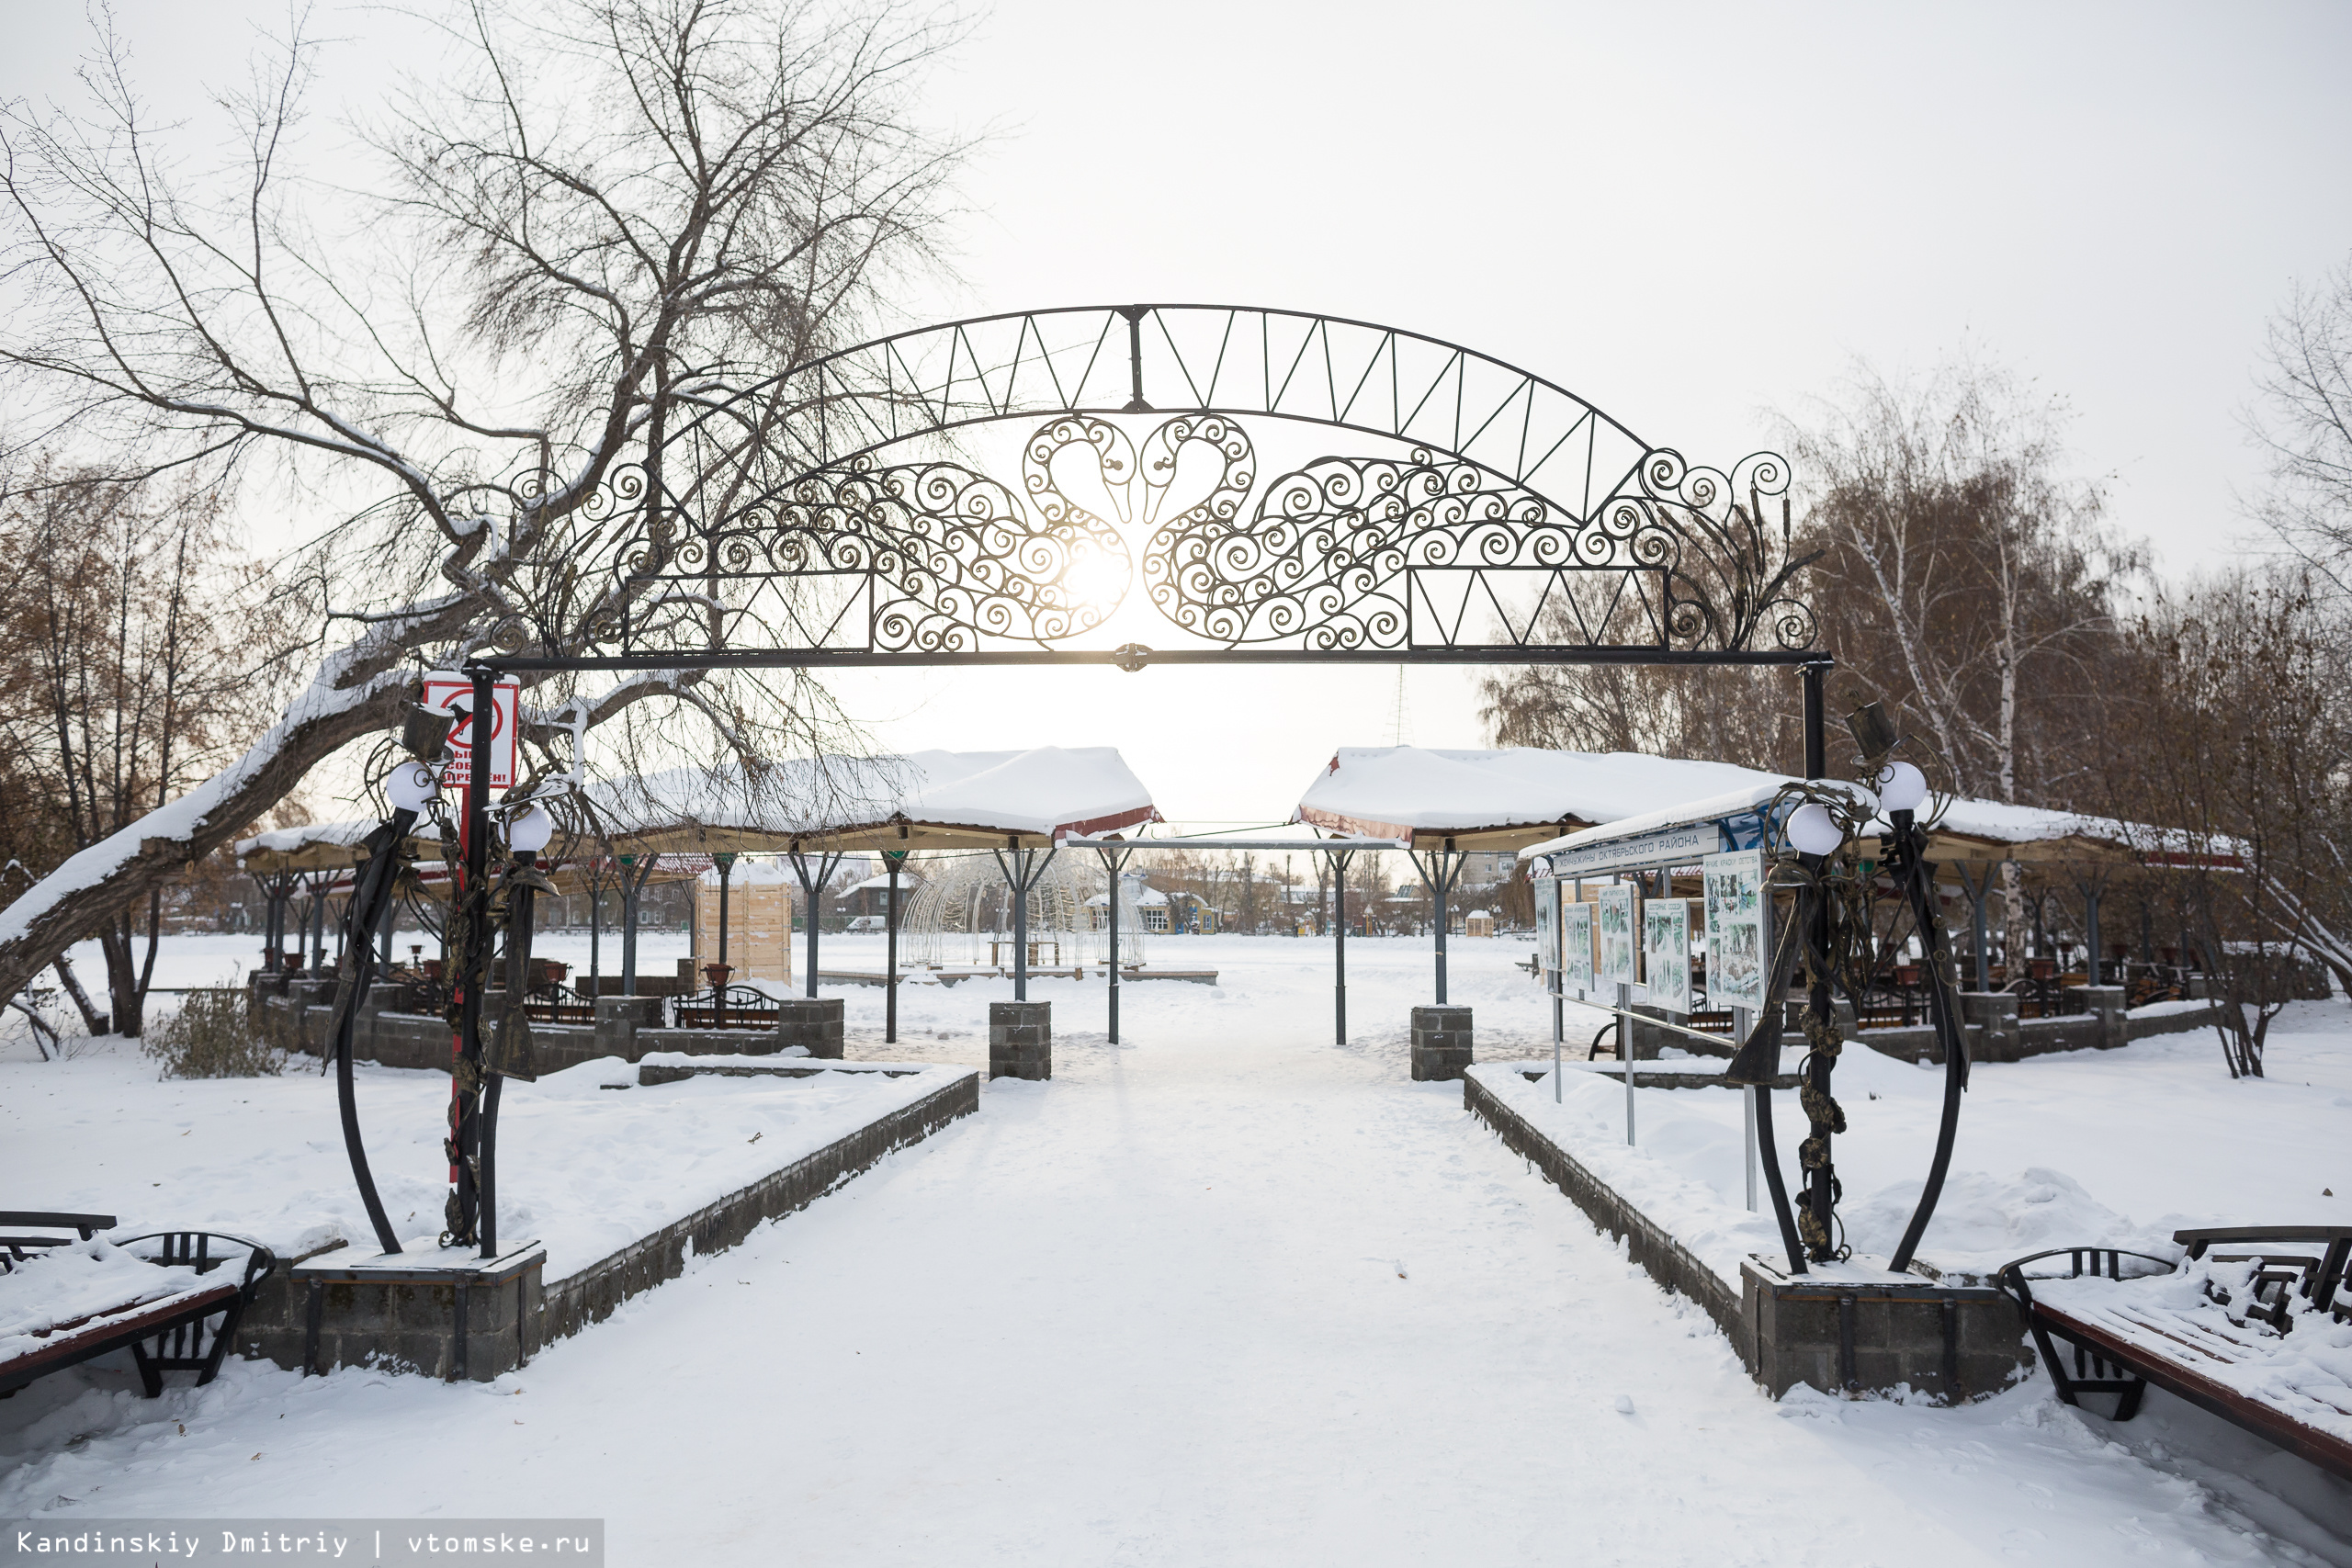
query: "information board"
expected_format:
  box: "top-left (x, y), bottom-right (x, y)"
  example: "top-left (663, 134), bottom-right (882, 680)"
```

top-left (1702, 849), bottom-right (1768, 1010)
top-left (1596, 883), bottom-right (1638, 988)
top-left (1643, 897), bottom-right (1693, 1016)
top-left (1561, 898), bottom-right (1594, 998)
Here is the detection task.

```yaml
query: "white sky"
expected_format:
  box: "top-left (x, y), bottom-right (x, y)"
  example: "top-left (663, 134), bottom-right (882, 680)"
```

top-left (9, 1), bottom-right (2351, 829)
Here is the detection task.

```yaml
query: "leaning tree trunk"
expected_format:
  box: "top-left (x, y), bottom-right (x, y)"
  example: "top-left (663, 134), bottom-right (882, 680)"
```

top-left (0, 599), bottom-right (478, 1014)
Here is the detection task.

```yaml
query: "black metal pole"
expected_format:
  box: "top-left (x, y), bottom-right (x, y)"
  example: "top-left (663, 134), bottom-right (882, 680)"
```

top-left (619, 852), bottom-right (643, 996)
top-left (1097, 847), bottom-right (1127, 1044)
top-left (481, 842), bottom-right (540, 1261)
top-left (2085, 881), bottom-right (2102, 988)
top-left (1011, 840), bottom-right (1029, 1002)
top-left (1329, 847), bottom-right (1353, 1044)
top-left (451, 666), bottom-right (494, 1250)
top-left (1887, 812), bottom-right (1971, 1275)
top-left (327, 812), bottom-right (415, 1257)
top-left (1795, 662), bottom-right (1839, 1263)
top-left (712, 852), bottom-right (735, 1027)
top-left (587, 861), bottom-right (602, 998)
top-left (885, 852), bottom-right (905, 1043)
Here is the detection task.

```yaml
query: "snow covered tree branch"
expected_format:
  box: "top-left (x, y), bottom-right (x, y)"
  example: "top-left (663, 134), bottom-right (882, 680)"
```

top-left (0, 0), bottom-right (970, 1015)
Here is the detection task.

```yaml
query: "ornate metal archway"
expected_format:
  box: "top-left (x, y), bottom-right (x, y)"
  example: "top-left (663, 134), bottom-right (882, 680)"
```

top-left (493, 304), bottom-right (1822, 673)
top-left (330, 307), bottom-right (1965, 1303)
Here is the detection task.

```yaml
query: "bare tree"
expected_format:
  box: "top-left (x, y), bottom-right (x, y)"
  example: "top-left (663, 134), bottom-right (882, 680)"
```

top-left (2248, 252), bottom-right (2352, 583)
top-left (0, 466), bottom-right (285, 1034)
top-left (0, 0), bottom-right (968, 1008)
top-left (2109, 567), bottom-right (2352, 1076)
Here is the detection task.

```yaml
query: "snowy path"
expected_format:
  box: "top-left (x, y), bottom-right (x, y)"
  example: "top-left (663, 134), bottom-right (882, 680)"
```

top-left (6, 1028), bottom-right (2335, 1564)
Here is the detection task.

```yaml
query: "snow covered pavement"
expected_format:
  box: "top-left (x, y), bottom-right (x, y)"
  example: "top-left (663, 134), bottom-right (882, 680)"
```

top-left (6, 1019), bottom-right (2347, 1564)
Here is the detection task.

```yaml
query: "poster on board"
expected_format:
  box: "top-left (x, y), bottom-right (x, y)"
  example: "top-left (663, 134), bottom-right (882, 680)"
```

top-left (1534, 877), bottom-right (1559, 973)
top-left (1702, 849), bottom-right (1768, 1010)
top-left (1643, 897), bottom-right (1693, 1015)
top-left (1596, 883), bottom-right (1638, 987)
top-left (1561, 899), bottom-right (1594, 998)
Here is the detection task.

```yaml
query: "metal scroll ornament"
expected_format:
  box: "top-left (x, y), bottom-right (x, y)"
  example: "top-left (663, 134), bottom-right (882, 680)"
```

top-left (612, 412), bottom-right (1813, 657)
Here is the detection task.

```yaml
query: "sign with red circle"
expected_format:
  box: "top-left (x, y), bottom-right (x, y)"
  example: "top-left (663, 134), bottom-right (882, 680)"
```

top-left (419, 671), bottom-right (521, 790)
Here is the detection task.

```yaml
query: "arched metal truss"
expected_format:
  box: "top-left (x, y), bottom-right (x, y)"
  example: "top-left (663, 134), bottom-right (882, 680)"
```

top-left (502, 304), bottom-right (1820, 672)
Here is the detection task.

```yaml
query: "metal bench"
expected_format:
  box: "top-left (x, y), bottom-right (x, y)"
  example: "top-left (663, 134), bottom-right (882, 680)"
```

top-left (1997, 1226), bottom-right (2352, 1479)
top-left (673, 984), bottom-right (782, 1032)
top-left (2, 1219), bottom-right (277, 1398)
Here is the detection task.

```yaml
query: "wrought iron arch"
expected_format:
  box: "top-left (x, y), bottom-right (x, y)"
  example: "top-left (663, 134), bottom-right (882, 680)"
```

top-left (535, 304), bottom-right (1820, 671)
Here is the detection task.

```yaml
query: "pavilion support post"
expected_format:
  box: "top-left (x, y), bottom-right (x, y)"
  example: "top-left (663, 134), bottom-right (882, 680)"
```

top-left (1326, 846), bottom-right (1356, 1045)
top-left (787, 848), bottom-right (845, 1000)
top-left (1953, 863), bottom-right (1993, 992)
top-left (2077, 874), bottom-right (2107, 988)
top-left (311, 880), bottom-right (328, 971)
top-left (1095, 845), bottom-right (1132, 1044)
top-left (884, 851), bottom-right (907, 1044)
top-left (991, 841), bottom-right (1059, 1004)
top-left (1414, 840), bottom-right (1466, 1006)
top-left (710, 852), bottom-right (737, 1027)
top-left (586, 862), bottom-right (603, 998)
top-left (617, 852), bottom-right (655, 997)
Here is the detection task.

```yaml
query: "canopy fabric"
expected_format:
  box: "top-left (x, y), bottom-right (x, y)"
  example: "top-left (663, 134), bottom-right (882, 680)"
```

top-left (1293, 747), bottom-right (1794, 850)
top-left (587, 748), bottom-right (1161, 853)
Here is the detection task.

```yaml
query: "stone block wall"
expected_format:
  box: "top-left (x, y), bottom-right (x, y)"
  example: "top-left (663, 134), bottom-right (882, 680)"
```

top-left (778, 998), bottom-right (845, 1059)
top-left (1410, 1005), bottom-right (1474, 1082)
top-left (989, 1001), bottom-right (1050, 1080)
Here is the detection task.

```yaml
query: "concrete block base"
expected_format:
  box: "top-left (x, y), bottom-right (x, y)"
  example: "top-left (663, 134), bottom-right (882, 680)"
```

top-left (1410, 1004), bottom-right (1473, 1081)
top-left (778, 998), bottom-right (846, 1059)
top-left (989, 1000), bottom-right (1051, 1080)
top-left (1741, 1256), bottom-right (2025, 1402)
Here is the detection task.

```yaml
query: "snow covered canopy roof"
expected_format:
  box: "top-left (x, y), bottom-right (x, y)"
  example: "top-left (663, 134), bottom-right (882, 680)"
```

top-left (1521, 779), bottom-right (1881, 875)
top-left (234, 819), bottom-right (454, 875)
top-left (1293, 747), bottom-right (1797, 849)
top-left (1896, 797), bottom-right (2238, 867)
top-left (588, 748), bottom-right (1160, 853)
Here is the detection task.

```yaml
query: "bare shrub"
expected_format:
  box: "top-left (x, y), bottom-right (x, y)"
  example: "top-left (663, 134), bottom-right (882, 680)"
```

top-left (141, 987), bottom-right (285, 1079)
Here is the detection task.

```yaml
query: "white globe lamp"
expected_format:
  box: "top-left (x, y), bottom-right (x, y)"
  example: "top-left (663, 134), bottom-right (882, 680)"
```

top-left (1876, 760), bottom-right (1928, 814)
top-left (1785, 803), bottom-right (1845, 857)
top-left (506, 805), bottom-right (555, 855)
top-left (385, 761), bottom-right (440, 812)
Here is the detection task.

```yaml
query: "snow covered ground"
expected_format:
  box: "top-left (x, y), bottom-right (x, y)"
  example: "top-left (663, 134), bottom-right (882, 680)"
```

top-left (4, 933), bottom-right (2350, 1562)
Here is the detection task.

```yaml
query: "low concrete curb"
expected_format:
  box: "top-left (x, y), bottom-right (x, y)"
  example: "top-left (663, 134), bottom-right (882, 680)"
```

top-left (234, 1066), bottom-right (979, 1380)
top-left (1464, 1072), bottom-right (1744, 1346)
top-left (1465, 1072), bottom-right (2030, 1400)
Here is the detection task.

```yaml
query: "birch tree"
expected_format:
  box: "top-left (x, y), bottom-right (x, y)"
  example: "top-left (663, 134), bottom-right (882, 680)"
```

top-left (0, 0), bottom-right (967, 1012)
top-left (1783, 356), bottom-right (2141, 961)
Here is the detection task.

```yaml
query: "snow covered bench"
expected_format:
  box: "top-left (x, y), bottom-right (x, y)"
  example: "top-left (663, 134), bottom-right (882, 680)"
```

top-left (1996, 1227), bottom-right (2352, 1479)
top-left (1, 1227), bottom-right (277, 1399)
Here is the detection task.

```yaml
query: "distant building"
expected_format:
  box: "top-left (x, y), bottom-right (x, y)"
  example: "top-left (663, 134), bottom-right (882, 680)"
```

top-left (838, 867), bottom-right (921, 919)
